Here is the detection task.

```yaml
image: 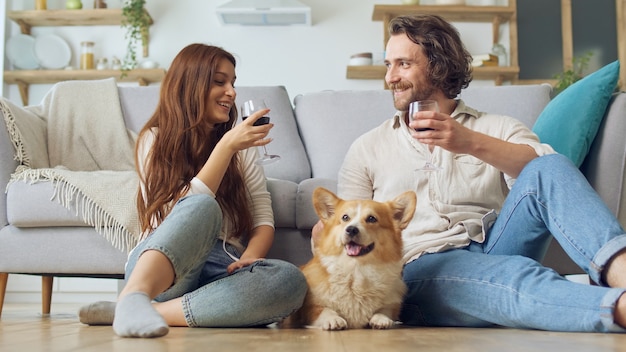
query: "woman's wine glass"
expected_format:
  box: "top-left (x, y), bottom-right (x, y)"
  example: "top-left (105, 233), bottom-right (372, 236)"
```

top-left (408, 100), bottom-right (442, 171)
top-left (241, 99), bottom-right (280, 165)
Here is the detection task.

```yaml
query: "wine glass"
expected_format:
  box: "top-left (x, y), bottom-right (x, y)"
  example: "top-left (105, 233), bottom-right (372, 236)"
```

top-left (408, 100), bottom-right (442, 172)
top-left (241, 99), bottom-right (281, 165)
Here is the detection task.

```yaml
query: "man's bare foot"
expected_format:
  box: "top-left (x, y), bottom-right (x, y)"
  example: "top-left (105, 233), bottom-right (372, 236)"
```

top-left (604, 249), bottom-right (626, 287)
top-left (614, 293), bottom-right (626, 329)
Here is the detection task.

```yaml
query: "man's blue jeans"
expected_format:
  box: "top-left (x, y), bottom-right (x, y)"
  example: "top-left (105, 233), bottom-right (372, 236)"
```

top-left (126, 194), bottom-right (307, 327)
top-left (401, 154), bottom-right (626, 332)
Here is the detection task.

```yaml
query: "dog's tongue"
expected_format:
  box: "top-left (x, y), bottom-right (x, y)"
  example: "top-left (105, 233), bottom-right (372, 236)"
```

top-left (345, 242), bottom-right (364, 256)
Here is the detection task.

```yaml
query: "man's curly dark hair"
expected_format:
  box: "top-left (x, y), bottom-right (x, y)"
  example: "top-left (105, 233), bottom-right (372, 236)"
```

top-left (389, 14), bottom-right (473, 98)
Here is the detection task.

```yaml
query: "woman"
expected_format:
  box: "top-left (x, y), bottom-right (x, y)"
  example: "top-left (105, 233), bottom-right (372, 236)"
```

top-left (80, 44), bottom-right (307, 338)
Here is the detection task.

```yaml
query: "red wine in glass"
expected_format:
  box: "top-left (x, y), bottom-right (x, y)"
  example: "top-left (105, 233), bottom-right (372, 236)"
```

top-left (408, 100), bottom-right (438, 131)
top-left (241, 99), bottom-right (280, 165)
top-left (407, 100), bottom-right (441, 171)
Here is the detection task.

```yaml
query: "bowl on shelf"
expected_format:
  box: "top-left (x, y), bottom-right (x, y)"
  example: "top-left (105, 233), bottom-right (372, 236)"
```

top-left (139, 59), bottom-right (159, 69)
top-left (349, 52), bottom-right (373, 66)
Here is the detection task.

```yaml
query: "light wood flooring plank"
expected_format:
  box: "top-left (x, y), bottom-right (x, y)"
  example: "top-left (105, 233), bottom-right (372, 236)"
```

top-left (2, 303), bottom-right (626, 351)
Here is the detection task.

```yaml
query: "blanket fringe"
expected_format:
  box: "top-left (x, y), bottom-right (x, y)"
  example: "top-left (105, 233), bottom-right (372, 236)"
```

top-left (0, 99), bottom-right (30, 167)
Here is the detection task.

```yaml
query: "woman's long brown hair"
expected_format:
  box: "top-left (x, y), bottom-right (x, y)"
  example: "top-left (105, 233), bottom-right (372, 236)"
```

top-left (135, 44), bottom-right (253, 241)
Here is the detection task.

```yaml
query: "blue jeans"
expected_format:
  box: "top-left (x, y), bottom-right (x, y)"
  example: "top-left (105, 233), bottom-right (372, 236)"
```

top-left (401, 154), bottom-right (626, 332)
top-left (126, 194), bottom-right (307, 327)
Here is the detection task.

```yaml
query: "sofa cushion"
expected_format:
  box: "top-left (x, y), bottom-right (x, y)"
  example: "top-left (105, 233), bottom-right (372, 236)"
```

top-left (6, 180), bottom-right (94, 227)
top-left (294, 90), bottom-right (396, 179)
top-left (236, 86), bottom-right (311, 183)
top-left (458, 84), bottom-right (552, 128)
top-left (118, 85), bottom-right (160, 134)
top-left (266, 178), bottom-right (298, 228)
top-left (532, 60), bottom-right (620, 166)
top-left (296, 178), bottom-right (338, 229)
top-left (0, 226), bottom-right (126, 274)
top-left (0, 98), bottom-right (50, 169)
top-left (118, 85), bottom-right (312, 184)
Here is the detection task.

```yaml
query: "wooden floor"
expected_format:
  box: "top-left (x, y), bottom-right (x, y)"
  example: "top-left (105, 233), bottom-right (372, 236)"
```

top-left (3, 303), bottom-right (626, 351)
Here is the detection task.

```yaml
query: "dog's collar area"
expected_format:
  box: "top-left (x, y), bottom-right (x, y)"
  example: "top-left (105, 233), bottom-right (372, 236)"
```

top-left (345, 242), bottom-right (375, 256)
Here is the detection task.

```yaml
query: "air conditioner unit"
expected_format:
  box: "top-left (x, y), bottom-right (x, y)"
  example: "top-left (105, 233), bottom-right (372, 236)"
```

top-left (216, 0), bottom-right (312, 26)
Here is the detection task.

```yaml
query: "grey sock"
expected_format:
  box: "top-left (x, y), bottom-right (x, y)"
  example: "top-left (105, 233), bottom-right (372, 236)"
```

top-left (112, 292), bottom-right (169, 338)
top-left (78, 301), bottom-right (116, 325)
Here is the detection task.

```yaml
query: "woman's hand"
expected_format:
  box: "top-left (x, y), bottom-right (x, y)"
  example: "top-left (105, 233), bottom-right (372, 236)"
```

top-left (226, 225), bottom-right (273, 274)
top-left (222, 108), bottom-right (274, 153)
top-left (227, 257), bottom-right (264, 274)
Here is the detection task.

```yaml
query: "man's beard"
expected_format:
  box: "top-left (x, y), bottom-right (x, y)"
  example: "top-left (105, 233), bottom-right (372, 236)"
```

top-left (389, 81), bottom-right (436, 111)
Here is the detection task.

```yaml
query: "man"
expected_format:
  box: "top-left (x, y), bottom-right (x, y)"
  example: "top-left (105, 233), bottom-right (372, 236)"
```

top-left (335, 14), bottom-right (626, 332)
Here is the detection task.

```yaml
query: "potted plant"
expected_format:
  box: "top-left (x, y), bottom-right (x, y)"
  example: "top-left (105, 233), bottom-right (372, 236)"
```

top-left (121, 0), bottom-right (150, 70)
top-left (552, 51), bottom-right (593, 96)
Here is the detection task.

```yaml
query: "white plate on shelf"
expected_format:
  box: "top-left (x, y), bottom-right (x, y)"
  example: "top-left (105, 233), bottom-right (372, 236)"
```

top-left (5, 34), bottom-right (39, 70)
top-left (34, 34), bottom-right (72, 70)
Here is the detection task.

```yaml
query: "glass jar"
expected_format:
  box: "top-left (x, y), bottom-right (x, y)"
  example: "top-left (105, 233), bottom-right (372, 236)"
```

top-left (96, 58), bottom-right (109, 70)
top-left (35, 0), bottom-right (47, 10)
top-left (491, 43), bottom-right (507, 67)
top-left (111, 57), bottom-right (121, 70)
top-left (80, 41), bottom-right (95, 70)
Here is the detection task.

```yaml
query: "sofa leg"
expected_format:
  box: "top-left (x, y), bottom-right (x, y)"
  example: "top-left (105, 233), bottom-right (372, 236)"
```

top-left (42, 276), bottom-right (53, 315)
top-left (0, 273), bottom-right (8, 318)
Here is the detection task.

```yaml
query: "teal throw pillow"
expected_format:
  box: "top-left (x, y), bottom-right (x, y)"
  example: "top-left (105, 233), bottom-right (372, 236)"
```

top-left (532, 60), bottom-right (620, 167)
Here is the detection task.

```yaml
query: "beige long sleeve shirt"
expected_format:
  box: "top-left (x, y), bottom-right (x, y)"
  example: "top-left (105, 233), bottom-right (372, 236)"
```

top-left (136, 128), bottom-right (274, 253)
top-left (338, 100), bottom-right (555, 264)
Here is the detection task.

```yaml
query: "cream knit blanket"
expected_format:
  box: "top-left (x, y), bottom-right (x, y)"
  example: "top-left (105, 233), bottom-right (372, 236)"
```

top-left (1, 78), bottom-right (141, 253)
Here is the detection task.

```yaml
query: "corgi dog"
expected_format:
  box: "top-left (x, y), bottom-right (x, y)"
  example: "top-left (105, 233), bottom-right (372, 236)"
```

top-left (283, 187), bottom-right (416, 330)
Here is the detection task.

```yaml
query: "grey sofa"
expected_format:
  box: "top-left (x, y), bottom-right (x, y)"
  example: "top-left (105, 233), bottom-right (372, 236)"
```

top-left (1, 83), bottom-right (625, 316)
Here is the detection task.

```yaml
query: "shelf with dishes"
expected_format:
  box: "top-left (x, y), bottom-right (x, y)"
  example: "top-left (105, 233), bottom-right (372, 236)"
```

top-left (4, 68), bottom-right (166, 105)
top-left (4, 8), bottom-right (159, 105)
top-left (346, 65), bottom-right (520, 86)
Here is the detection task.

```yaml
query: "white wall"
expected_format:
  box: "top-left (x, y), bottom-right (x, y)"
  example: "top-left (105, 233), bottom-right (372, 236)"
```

top-left (2, 0), bottom-right (507, 302)
top-left (4, 0), bottom-right (505, 106)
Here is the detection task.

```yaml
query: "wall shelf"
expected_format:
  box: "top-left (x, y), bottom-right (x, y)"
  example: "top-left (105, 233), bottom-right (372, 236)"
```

top-left (355, 2), bottom-right (519, 86)
top-left (5, 8), bottom-right (159, 106)
top-left (372, 5), bottom-right (514, 22)
top-left (7, 9), bottom-right (153, 34)
top-left (4, 69), bottom-right (166, 106)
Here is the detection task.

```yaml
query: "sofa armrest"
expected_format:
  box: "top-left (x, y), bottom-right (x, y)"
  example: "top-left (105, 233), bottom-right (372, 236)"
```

top-left (580, 92), bottom-right (626, 226)
top-left (296, 178), bottom-right (337, 230)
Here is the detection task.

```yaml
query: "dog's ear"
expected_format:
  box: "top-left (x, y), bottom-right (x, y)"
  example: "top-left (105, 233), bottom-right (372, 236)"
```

top-left (312, 187), bottom-right (340, 221)
top-left (389, 191), bottom-right (417, 230)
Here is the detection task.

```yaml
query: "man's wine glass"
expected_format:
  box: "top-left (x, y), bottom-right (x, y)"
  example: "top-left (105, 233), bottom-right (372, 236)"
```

top-left (408, 100), bottom-right (442, 171)
top-left (241, 99), bottom-right (280, 165)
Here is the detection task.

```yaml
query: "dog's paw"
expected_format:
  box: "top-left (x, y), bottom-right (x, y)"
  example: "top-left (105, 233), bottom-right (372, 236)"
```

top-left (315, 308), bottom-right (348, 330)
top-left (320, 316), bottom-right (348, 331)
top-left (369, 313), bottom-right (395, 329)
